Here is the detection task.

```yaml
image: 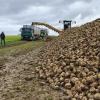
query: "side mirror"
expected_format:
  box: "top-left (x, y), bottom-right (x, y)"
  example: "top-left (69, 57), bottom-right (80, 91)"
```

top-left (73, 21), bottom-right (76, 24)
top-left (59, 20), bottom-right (63, 23)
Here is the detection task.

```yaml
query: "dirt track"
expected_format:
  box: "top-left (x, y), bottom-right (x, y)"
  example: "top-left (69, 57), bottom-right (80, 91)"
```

top-left (0, 47), bottom-right (66, 100)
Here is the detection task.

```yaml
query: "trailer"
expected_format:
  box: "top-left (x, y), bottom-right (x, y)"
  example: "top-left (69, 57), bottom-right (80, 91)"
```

top-left (20, 25), bottom-right (48, 40)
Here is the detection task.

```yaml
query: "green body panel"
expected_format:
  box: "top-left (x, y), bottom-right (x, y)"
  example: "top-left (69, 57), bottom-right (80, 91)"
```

top-left (21, 28), bottom-right (33, 40)
top-left (40, 30), bottom-right (48, 37)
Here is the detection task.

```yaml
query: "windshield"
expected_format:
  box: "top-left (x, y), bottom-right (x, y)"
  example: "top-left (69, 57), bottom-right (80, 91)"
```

top-left (22, 28), bottom-right (32, 32)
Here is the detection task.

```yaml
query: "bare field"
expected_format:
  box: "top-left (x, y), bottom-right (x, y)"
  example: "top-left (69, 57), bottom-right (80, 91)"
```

top-left (0, 39), bottom-right (65, 100)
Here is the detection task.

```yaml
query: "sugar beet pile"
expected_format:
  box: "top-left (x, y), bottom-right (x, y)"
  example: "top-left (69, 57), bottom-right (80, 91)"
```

top-left (36, 19), bottom-right (100, 99)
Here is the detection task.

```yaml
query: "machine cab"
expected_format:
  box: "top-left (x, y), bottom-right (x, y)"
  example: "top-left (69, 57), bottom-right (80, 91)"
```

top-left (63, 20), bottom-right (72, 30)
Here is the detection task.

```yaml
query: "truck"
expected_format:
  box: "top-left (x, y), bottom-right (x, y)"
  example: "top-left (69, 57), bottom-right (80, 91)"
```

top-left (20, 25), bottom-right (48, 40)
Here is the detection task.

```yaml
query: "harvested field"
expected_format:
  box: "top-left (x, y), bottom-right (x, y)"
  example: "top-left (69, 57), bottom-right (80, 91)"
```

top-left (0, 39), bottom-right (67, 100)
top-left (0, 48), bottom-right (64, 100)
top-left (36, 19), bottom-right (100, 100)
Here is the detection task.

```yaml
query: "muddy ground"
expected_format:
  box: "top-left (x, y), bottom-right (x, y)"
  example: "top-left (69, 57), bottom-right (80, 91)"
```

top-left (0, 44), bottom-right (66, 100)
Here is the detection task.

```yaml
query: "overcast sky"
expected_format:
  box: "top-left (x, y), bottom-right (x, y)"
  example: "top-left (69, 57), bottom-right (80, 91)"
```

top-left (0, 0), bottom-right (100, 35)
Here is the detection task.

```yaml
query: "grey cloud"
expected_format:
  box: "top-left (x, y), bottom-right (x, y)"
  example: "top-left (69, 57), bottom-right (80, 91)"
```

top-left (0, 0), bottom-right (92, 15)
top-left (0, 0), bottom-right (99, 35)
